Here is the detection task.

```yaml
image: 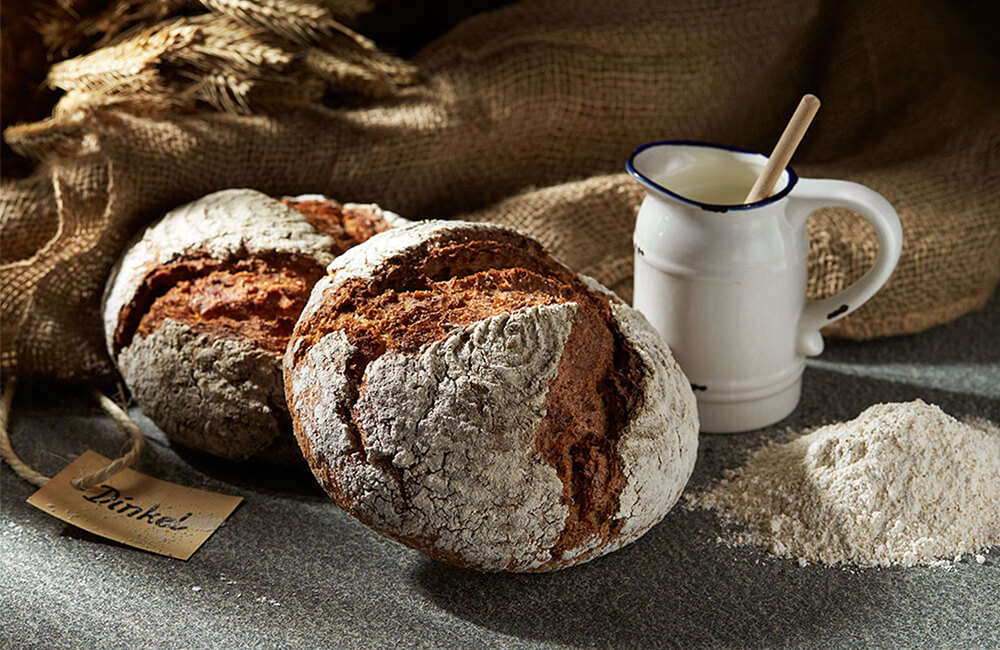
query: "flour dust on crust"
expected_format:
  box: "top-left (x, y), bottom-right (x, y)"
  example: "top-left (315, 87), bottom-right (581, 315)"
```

top-left (284, 220), bottom-right (699, 571)
top-left (118, 320), bottom-right (287, 461)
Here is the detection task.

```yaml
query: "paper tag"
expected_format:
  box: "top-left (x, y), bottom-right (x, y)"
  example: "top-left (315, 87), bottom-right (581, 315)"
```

top-left (27, 450), bottom-right (243, 560)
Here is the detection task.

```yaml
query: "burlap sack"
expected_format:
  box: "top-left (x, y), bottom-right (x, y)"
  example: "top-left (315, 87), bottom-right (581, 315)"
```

top-left (3, 0), bottom-right (998, 383)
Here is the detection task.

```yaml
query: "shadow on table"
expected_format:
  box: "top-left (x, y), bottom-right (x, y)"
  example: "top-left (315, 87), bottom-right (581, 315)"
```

top-left (168, 441), bottom-right (325, 499)
top-left (119, 399), bottom-right (326, 498)
top-left (414, 504), bottom-right (892, 649)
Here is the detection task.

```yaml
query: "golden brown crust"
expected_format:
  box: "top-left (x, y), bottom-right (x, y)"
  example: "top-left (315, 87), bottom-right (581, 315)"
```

top-left (117, 255), bottom-right (326, 356)
top-left (286, 237), bottom-right (576, 363)
top-left (281, 199), bottom-right (390, 255)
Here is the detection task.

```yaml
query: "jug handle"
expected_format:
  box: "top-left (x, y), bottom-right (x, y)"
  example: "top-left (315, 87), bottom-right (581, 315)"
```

top-left (787, 178), bottom-right (903, 357)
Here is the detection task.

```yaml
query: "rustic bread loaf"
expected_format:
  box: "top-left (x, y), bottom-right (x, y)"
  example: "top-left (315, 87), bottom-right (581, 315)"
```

top-left (102, 188), bottom-right (401, 461)
top-left (284, 220), bottom-right (698, 571)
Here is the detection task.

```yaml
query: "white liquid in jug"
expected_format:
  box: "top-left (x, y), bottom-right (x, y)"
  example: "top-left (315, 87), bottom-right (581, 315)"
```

top-left (657, 156), bottom-right (765, 205)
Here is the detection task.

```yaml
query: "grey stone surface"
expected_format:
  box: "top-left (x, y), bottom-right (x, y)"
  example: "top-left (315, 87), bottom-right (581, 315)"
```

top-left (2, 290), bottom-right (998, 649)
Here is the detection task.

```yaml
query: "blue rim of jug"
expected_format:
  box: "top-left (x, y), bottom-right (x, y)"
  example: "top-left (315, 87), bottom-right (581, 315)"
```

top-left (626, 139), bottom-right (799, 212)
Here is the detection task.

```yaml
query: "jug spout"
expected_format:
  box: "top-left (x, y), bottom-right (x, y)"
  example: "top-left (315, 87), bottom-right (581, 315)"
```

top-left (627, 139), bottom-right (797, 212)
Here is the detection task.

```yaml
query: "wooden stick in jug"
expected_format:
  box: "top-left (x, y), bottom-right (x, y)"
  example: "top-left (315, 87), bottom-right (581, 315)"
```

top-left (744, 94), bottom-right (821, 203)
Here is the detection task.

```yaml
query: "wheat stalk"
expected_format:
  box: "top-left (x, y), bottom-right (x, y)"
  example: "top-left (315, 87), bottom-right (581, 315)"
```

top-left (47, 19), bottom-right (197, 92)
top-left (197, 0), bottom-right (335, 44)
top-left (319, 33), bottom-right (418, 84)
top-left (15, 0), bottom-right (419, 143)
top-left (170, 15), bottom-right (293, 73)
top-left (302, 48), bottom-right (396, 97)
top-left (183, 72), bottom-right (256, 113)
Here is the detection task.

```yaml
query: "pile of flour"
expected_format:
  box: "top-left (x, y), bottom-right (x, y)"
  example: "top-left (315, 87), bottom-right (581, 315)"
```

top-left (693, 400), bottom-right (1000, 567)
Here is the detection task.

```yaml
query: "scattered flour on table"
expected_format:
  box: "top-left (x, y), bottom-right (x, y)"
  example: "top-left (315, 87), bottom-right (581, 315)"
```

top-left (690, 400), bottom-right (1000, 567)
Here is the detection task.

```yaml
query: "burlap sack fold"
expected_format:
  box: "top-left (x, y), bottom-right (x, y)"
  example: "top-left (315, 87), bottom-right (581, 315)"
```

top-left (2, 0), bottom-right (998, 383)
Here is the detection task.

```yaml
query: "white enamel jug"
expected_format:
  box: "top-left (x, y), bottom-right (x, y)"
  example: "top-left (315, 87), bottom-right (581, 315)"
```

top-left (628, 140), bottom-right (902, 433)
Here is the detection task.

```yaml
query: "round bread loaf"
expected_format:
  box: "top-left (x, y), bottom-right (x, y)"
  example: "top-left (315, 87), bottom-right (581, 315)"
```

top-left (284, 220), bottom-right (698, 571)
top-left (103, 188), bottom-right (402, 461)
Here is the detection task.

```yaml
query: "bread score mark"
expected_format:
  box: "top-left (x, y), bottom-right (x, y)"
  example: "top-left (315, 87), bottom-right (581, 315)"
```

top-left (114, 254), bottom-right (326, 356)
top-left (531, 288), bottom-right (643, 566)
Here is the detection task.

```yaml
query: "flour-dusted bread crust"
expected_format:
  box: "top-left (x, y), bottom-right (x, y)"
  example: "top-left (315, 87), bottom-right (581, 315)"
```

top-left (284, 220), bottom-right (698, 571)
top-left (117, 320), bottom-right (287, 460)
top-left (103, 188), bottom-right (401, 461)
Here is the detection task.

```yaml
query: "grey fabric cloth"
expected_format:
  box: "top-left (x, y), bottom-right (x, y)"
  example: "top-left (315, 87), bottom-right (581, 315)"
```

top-left (2, 291), bottom-right (998, 649)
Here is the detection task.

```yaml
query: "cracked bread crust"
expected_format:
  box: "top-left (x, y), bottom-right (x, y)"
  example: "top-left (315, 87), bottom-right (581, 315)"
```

top-left (118, 320), bottom-right (288, 461)
top-left (284, 220), bottom-right (698, 571)
top-left (102, 188), bottom-right (400, 461)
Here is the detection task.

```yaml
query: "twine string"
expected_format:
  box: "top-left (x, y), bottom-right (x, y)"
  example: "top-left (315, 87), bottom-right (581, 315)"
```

top-left (0, 377), bottom-right (148, 490)
top-left (0, 377), bottom-right (48, 487)
top-left (72, 389), bottom-right (148, 490)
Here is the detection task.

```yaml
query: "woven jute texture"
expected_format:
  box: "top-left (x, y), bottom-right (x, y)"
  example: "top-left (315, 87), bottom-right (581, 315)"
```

top-left (2, 0), bottom-right (999, 383)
